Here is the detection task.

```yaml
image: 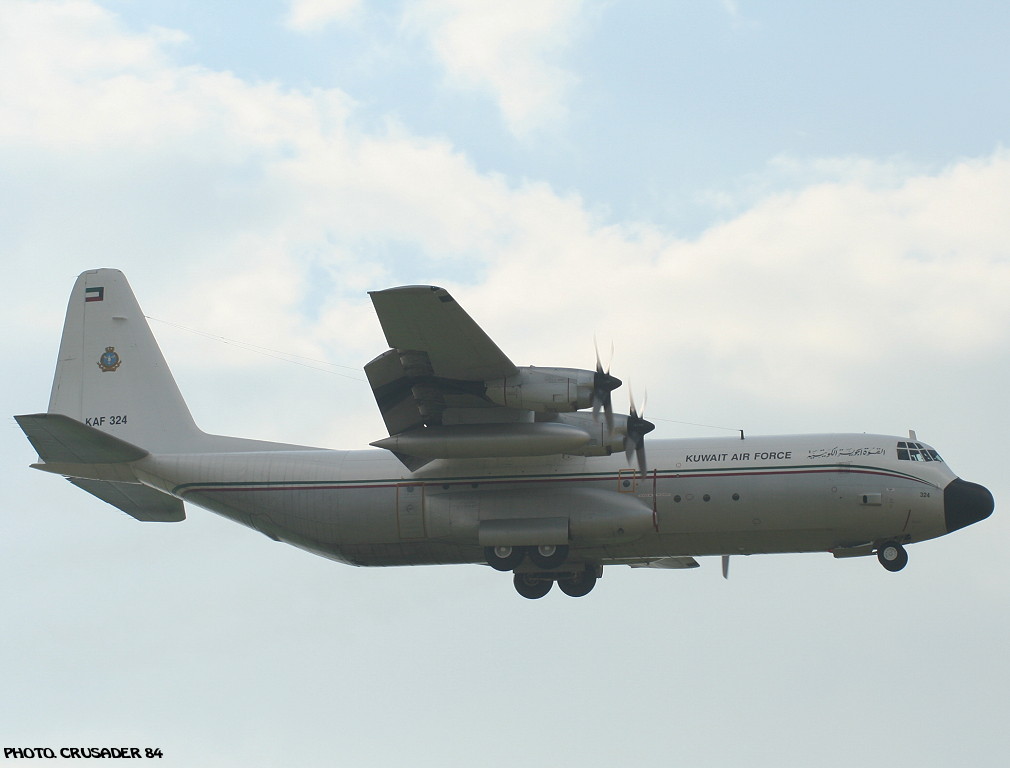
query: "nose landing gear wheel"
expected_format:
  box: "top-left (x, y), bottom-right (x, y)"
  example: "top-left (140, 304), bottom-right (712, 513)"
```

top-left (513, 573), bottom-right (553, 599)
top-left (485, 545), bottom-right (526, 571)
top-left (877, 541), bottom-right (908, 572)
top-left (528, 544), bottom-right (569, 569)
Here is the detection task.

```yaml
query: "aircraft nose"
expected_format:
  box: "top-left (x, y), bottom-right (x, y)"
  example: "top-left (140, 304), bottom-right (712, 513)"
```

top-left (944, 478), bottom-right (994, 533)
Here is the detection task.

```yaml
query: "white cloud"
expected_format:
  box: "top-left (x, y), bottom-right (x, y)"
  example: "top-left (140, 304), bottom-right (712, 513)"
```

top-left (283, 0), bottom-right (589, 137)
top-left (450, 152), bottom-right (1010, 422)
top-left (4, 0), bottom-right (1010, 442)
top-left (719, 0), bottom-right (753, 30)
top-left (402, 0), bottom-right (587, 138)
top-left (285, 0), bottom-right (362, 32)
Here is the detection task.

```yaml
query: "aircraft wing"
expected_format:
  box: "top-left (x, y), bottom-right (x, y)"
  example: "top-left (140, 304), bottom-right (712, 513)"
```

top-left (365, 286), bottom-right (527, 460)
top-left (368, 285), bottom-right (517, 381)
top-left (364, 285), bottom-right (617, 471)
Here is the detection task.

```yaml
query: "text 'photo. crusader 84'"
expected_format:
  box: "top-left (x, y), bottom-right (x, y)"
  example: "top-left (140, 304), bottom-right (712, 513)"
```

top-left (16, 270), bottom-right (995, 598)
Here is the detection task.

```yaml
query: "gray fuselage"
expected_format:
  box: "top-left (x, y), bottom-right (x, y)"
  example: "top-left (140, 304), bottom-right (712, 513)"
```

top-left (134, 432), bottom-right (961, 568)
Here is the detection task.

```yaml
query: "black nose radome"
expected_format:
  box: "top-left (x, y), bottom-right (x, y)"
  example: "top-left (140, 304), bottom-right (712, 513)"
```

top-left (944, 479), bottom-right (994, 534)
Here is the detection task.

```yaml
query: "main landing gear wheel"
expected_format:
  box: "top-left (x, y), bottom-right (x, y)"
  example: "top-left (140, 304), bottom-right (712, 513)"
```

top-left (513, 573), bottom-right (553, 599)
top-left (557, 568), bottom-right (597, 598)
top-left (485, 545), bottom-right (526, 571)
top-left (528, 544), bottom-right (569, 570)
top-left (877, 541), bottom-right (908, 572)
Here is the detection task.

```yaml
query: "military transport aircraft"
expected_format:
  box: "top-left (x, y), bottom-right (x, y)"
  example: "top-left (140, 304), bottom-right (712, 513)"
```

top-left (16, 269), bottom-right (994, 598)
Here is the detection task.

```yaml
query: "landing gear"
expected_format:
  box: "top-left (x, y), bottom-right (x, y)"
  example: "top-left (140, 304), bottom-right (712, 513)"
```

top-left (528, 544), bottom-right (569, 569)
top-left (485, 545), bottom-right (525, 571)
top-left (510, 565), bottom-right (600, 598)
top-left (557, 567), bottom-right (598, 597)
top-left (487, 542), bottom-right (570, 572)
top-left (513, 573), bottom-right (553, 599)
top-left (877, 541), bottom-right (908, 572)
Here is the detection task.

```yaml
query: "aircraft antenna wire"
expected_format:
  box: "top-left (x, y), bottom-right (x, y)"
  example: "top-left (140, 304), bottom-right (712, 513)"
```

top-left (145, 316), bottom-right (367, 382)
top-left (648, 416), bottom-right (745, 436)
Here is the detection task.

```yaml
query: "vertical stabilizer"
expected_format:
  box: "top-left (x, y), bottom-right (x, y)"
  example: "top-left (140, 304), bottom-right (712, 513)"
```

top-left (47, 269), bottom-right (203, 453)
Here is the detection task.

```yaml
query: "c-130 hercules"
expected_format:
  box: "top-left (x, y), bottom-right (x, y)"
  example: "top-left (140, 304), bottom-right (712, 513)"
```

top-left (16, 269), bottom-right (994, 598)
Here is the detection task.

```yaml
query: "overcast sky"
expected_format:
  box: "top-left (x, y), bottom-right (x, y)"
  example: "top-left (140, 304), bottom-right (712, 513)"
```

top-left (3, 1), bottom-right (1009, 765)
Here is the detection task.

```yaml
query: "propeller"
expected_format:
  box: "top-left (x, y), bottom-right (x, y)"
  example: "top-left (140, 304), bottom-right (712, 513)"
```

top-left (624, 388), bottom-right (655, 477)
top-left (722, 555), bottom-right (730, 580)
top-left (591, 339), bottom-right (622, 433)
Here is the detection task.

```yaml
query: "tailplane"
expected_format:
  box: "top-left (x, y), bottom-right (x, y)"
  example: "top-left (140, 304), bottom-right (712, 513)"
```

top-left (15, 412), bottom-right (185, 522)
top-left (15, 269), bottom-right (204, 521)
top-left (17, 269), bottom-right (313, 521)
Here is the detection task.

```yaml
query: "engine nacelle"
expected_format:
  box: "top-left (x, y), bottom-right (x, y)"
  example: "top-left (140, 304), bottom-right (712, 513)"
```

top-left (484, 367), bottom-right (595, 413)
top-left (543, 411), bottom-right (628, 457)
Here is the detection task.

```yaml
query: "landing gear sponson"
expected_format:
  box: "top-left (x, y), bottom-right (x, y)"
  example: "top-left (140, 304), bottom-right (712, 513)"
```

top-left (486, 545), bottom-right (600, 598)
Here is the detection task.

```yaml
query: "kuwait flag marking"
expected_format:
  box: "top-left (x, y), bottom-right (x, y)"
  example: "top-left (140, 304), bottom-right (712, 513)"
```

top-left (85, 286), bottom-right (104, 303)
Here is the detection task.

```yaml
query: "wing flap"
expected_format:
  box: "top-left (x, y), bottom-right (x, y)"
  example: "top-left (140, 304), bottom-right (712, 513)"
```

top-left (364, 350), bottom-right (429, 436)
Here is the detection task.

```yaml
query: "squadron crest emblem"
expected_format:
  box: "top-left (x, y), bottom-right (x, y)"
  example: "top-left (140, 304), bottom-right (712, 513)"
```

top-left (98, 346), bottom-right (121, 372)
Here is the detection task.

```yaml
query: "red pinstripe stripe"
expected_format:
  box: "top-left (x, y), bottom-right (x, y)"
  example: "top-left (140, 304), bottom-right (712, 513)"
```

top-left (178, 465), bottom-right (931, 495)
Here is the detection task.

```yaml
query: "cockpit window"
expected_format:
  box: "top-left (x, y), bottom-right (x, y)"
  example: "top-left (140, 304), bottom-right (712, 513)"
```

top-left (897, 441), bottom-right (943, 462)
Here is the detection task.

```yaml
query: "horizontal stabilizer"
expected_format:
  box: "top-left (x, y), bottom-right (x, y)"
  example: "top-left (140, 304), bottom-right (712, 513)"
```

top-left (67, 478), bottom-right (185, 522)
top-left (15, 413), bottom-right (148, 464)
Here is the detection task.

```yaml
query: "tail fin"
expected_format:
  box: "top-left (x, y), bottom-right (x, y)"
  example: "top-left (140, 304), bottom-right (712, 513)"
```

top-left (46, 268), bottom-right (203, 453)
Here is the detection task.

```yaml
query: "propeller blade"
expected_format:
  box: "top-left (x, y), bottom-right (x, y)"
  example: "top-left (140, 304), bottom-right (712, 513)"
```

top-left (594, 337), bottom-right (614, 376)
top-left (624, 389), bottom-right (655, 477)
top-left (591, 339), bottom-right (621, 434)
top-left (722, 555), bottom-right (730, 580)
top-left (625, 389), bottom-right (639, 462)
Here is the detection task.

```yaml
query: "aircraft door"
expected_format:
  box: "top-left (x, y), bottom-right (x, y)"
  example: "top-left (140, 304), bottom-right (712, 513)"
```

top-left (396, 483), bottom-right (426, 540)
top-left (832, 462), bottom-right (902, 540)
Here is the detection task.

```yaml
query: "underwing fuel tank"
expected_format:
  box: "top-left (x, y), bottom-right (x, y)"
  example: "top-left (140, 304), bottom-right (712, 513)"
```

top-left (370, 422), bottom-right (592, 459)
